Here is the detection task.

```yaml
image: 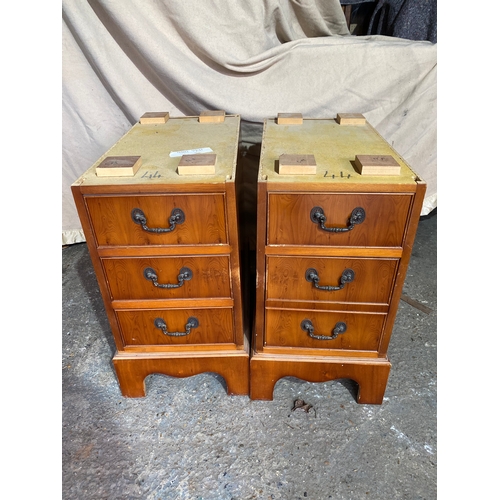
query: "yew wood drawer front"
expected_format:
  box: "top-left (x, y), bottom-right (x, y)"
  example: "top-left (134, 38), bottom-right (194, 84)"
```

top-left (266, 256), bottom-right (398, 304)
top-left (265, 308), bottom-right (386, 351)
top-left (116, 307), bottom-right (234, 346)
top-left (267, 193), bottom-right (412, 247)
top-left (85, 194), bottom-right (227, 247)
top-left (102, 256), bottom-right (231, 300)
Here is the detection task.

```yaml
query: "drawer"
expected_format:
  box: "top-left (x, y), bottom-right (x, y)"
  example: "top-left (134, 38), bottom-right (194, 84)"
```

top-left (85, 194), bottom-right (227, 247)
top-left (102, 255), bottom-right (231, 300)
top-left (267, 193), bottom-right (412, 247)
top-left (266, 256), bottom-right (398, 305)
top-left (116, 307), bottom-right (234, 346)
top-left (265, 308), bottom-right (385, 351)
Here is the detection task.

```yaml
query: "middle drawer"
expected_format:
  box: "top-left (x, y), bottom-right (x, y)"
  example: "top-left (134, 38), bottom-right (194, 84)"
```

top-left (266, 256), bottom-right (398, 305)
top-left (102, 255), bottom-right (232, 300)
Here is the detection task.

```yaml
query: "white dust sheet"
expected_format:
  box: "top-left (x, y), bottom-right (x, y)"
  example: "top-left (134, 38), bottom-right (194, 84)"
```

top-left (62, 0), bottom-right (436, 245)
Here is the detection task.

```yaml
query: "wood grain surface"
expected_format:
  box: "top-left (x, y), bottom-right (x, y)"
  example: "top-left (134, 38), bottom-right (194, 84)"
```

top-left (116, 307), bottom-right (234, 346)
top-left (86, 194), bottom-right (227, 246)
top-left (266, 256), bottom-right (398, 304)
top-left (267, 193), bottom-right (412, 247)
top-left (102, 255), bottom-right (232, 300)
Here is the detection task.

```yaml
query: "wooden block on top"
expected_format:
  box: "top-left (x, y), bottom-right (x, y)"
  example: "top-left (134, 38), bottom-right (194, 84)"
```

top-left (278, 154), bottom-right (316, 175)
top-left (354, 155), bottom-right (401, 175)
top-left (277, 113), bottom-right (303, 125)
top-left (336, 113), bottom-right (366, 125)
top-left (178, 154), bottom-right (217, 175)
top-left (199, 110), bottom-right (225, 123)
top-left (139, 112), bottom-right (170, 124)
top-left (95, 156), bottom-right (142, 177)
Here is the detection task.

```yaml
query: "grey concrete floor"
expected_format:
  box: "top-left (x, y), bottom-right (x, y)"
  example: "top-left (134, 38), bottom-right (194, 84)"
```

top-left (62, 210), bottom-right (436, 500)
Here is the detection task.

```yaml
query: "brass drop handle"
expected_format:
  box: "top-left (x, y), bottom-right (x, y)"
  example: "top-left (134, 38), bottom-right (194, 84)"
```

top-left (310, 206), bottom-right (365, 233)
top-left (305, 268), bottom-right (355, 291)
top-left (154, 316), bottom-right (199, 337)
top-left (300, 319), bottom-right (347, 340)
top-left (143, 267), bottom-right (192, 289)
top-left (131, 207), bottom-right (185, 233)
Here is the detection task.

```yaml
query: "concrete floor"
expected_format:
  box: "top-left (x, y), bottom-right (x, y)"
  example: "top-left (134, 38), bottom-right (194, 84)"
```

top-left (62, 210), bottom-right (436, 500)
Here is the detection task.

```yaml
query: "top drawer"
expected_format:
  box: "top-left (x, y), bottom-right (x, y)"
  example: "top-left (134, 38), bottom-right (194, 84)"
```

top-left (85, 194), bottom-right (227, 247)
top-left (267, 193), bottom-right (412, 247)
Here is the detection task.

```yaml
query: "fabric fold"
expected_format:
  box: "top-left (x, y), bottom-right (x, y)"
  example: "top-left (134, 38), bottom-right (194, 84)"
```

top-left (62, 0), bottom-right (437, 243)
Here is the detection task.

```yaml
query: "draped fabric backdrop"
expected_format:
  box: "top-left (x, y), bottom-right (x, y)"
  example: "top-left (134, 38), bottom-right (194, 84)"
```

top-left (62, 0), bottom-right (437, 245)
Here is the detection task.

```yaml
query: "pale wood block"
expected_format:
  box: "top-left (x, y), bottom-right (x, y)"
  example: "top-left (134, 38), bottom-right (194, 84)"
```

top-left (336, 113), bottom-right (366, 125)
top-left (278, 154), bottom-right (316, 175)
top-left (96, 156), bottom-right (142, 177)
top-left (199, 110), bottom-right (225, 123)
top-left (277, 113), bottom-right (303, 125)
top-left (177, 153), bottom-right (217, 175)
top-left (139, 112), bottom-right (170, 124)
top-left (354, 155), bottom-right (401, 175)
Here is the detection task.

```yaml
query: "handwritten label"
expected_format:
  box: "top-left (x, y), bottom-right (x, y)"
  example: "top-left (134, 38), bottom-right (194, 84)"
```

top-left (323, 171), bottom-right (352, 179)
top-left (169, 147), bottom-right (213, 158)
top-left (141, 170), bottom-right (162, 179)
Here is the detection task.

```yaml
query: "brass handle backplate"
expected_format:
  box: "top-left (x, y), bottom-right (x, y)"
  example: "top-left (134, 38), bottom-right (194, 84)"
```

top-left (310, 206), bottom-right (365, 233)
top-left (154, 317), bottom-right (199, 337)
top-left (305, 267), bottom-right (355, 291)
top-left (300, 318), bottom-right (347, 340)
top-left (143, 266), bottom-right (193, 289)
top-left (132, 207), bottom-right (185, 233)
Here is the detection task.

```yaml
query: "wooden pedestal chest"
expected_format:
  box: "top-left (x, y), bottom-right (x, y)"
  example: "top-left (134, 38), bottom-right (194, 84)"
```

top-left (71, 114), bottom-right (249, 397)
top-left (250, 116), bottom-right (426, 404)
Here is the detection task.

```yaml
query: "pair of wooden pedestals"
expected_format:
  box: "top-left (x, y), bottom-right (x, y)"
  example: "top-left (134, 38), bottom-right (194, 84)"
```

top-left (71, 111), bottom-right (425, 404)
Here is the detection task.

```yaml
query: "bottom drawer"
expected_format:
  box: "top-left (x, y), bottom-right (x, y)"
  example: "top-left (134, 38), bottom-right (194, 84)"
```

top-left (116, 308), bottom-right (234, 346)
top-left (265, 308), bottom-right (386, 351)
